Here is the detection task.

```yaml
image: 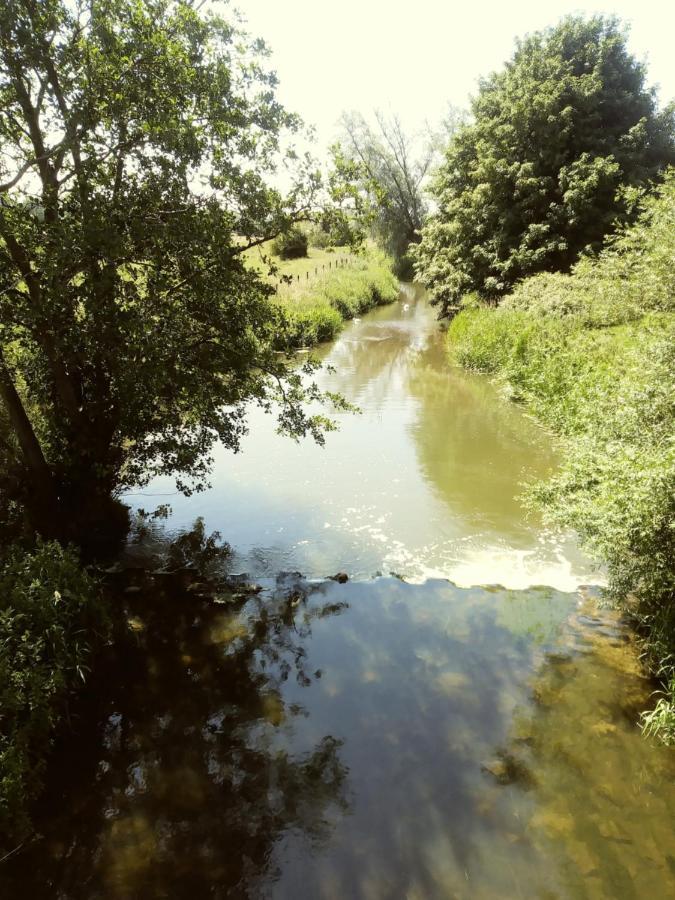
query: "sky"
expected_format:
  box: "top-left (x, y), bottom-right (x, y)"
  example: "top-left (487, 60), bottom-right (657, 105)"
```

top-left (234, 0), bottom-right (675, 153)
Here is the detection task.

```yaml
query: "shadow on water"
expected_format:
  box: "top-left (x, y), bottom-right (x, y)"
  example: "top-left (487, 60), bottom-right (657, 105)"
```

top-left (0, 569), bottom-right (351, 899)
top-left (2, 568), bottom-right (674, 899)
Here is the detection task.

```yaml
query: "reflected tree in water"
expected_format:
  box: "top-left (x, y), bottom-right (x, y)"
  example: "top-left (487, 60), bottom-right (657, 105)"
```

top-left (1, 570), bottom-right (350, 899)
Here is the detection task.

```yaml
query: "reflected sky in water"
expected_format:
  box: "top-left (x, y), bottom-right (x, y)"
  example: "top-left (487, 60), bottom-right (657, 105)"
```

top-left (4, 578), bottom-right (673, 898)
top-left (124, 289), bottom-right (599, 590)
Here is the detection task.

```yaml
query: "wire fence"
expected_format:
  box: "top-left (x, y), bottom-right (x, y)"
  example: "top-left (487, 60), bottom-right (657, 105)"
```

top-left (273, 254), bottom-right (362, 292)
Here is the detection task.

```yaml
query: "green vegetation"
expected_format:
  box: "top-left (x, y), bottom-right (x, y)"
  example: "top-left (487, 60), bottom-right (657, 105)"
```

top-left (306, 216), bottom-right (356, 250)
top-left (0, 542), bottom-right (109, 844)
top-left (447, 173), bottom-right (675, 741)
top-left (0, 0), bottom-right (330, 547)
top-left (247, 243), bottom-right (399, 349)
top-left (271, 226), bottom-right (309, 260)
top-left (416, 15), bottom-right (675, 315)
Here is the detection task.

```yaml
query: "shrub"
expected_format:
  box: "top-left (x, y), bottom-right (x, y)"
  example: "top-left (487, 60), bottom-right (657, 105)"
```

top-left (272, 226), bottom-right (308, 260)
top-left (0, 542), bottom-right (110, 846)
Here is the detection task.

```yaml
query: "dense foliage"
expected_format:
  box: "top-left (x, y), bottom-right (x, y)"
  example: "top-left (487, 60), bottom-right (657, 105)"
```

top-left (447, 172), bottom-right (675, 740)
top-left (0, 542), bottom-right (109, 844)
top-left (416, 15), bottom-right (675, 314)
top-left (271, 225), bottom-right (308, 260)
top-left (0, 0), bottom-right (333, 546)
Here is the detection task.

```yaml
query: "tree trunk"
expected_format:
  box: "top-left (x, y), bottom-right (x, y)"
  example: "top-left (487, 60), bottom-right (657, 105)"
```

top-left (0, 356), bottom-right (58, 526)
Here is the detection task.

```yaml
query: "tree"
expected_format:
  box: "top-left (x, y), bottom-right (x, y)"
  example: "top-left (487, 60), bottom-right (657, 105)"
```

top-left (330, 111), bottom-right (435, 277)
top-left (415, 15), bottom-right (675, 314)
top-left (0, 0), bottom-right (334, 549)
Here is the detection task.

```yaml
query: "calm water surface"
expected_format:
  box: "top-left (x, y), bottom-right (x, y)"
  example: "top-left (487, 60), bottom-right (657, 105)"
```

top-left (4, 291), bottom-right (674, 899)
top-left (127, 286), bottom-right (596, 590)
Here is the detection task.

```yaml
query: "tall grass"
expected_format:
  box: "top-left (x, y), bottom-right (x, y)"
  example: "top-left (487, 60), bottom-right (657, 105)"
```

top-left (267, 248), bottom-right (400, 350)
top-left (447, 172), bottom-right (675, 742)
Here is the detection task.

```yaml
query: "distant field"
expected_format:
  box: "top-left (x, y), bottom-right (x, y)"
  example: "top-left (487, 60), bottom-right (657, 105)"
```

top-left (244, 242), bottom-right (400, 349)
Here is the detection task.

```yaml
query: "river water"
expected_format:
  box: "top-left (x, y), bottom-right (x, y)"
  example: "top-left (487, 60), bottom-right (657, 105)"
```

top-left (127, 284), bottom-right (595, 590)
top-left (4, 289), bottom-right (674, 898)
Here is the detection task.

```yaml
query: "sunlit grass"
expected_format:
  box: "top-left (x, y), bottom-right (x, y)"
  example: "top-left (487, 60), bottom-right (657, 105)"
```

top-left (244, 241), bottom-right (399, 349)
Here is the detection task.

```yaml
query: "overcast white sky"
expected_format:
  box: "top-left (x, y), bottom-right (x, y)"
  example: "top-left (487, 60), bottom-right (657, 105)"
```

top-left (235, 0), bottom-right (675, 153)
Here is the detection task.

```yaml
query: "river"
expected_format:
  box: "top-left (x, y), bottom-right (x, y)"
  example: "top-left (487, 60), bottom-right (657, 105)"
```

top-left (127, 284), bottom-right (595, 590)
top-left (3, 289), bottom-right (674, 898)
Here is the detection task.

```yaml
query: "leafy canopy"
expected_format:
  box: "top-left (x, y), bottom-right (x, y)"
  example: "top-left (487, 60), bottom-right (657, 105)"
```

top-left (415, 15), bottom-right (675, 314)
top-left (0, 0), bottom-right (336, 543)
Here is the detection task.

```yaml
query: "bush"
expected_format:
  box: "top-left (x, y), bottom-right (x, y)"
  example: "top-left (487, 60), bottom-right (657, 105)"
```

top-left (306, 218), bottom-right (354, 250)
top-left (271, 226), bottom-right (308, 260)
top-left (0, 542), bottom-right (110, 846)
top-left (447, 172), bottom-right (675, 742)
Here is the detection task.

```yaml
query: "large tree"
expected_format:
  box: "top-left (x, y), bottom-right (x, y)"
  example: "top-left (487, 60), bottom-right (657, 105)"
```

top-left (330, 111), bottom-right (435, 277)
top-left (415, 15), bottom-right (675, 314)
top-left (0, 0), bottom-right (333, 548)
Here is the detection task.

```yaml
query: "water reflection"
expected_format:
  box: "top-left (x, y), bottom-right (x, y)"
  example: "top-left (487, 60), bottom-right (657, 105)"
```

top-left (257, 581), bottom-right (674, 899)
top-left (125, 290), bottom-right (596, 589)
top-left (2, 579), bottom-right (350, 898)
top-left (495, 604), bottom-right (675, 899)
top-left (4, 579), bottom-right (673, 898)
top-left (408, 341), bottom-right (557, 539)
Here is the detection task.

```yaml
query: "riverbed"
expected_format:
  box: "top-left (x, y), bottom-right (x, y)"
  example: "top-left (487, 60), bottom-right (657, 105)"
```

top-left (4, 289), bottom-right (673, 899)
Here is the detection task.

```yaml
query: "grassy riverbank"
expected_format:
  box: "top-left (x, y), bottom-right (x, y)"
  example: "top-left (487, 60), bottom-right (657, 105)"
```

top-left (246, 244), bottom-right (400, 349)
top-left (446, 173), bottom-right (675, 742)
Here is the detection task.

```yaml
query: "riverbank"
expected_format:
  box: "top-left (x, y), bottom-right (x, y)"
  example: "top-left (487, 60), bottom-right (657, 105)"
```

top-left (446, 174), bottom-right (675, 742)
top-left (0, 543), bottom-right (110, 847)
top-left (246, 243), bottom-right (400, 349)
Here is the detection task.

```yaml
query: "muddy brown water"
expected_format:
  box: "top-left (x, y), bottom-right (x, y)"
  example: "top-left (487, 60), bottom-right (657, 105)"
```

top-left (3, 289), bottom-right (673, 898)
